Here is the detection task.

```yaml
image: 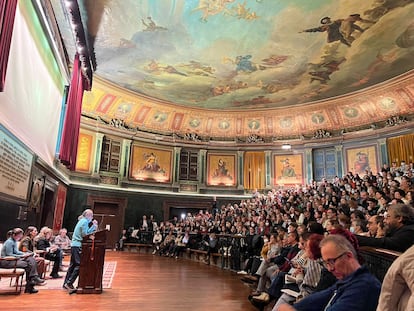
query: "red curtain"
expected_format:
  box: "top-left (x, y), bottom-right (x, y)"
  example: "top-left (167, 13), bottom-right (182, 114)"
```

top-left (59, 54), bottom-right (85, 170)
top-left (0, 0), bottom-right (18, 91)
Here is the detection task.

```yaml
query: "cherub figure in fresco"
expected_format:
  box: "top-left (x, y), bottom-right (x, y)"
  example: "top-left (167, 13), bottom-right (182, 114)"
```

top-left (193, 0), bottom-right (235, 22)
top-left (233, 1), bottom-right (259, 20)
top-left (144, 60), bottom-right (187, 76)
top-left (142, 152), bottom-right (161, 172)
top-left (141, 17), bottom-right (167, 32)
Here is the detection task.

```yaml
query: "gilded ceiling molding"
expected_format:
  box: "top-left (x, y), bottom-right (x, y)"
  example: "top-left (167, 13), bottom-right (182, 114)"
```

top-left (81, 72), bottom-right (414, 140)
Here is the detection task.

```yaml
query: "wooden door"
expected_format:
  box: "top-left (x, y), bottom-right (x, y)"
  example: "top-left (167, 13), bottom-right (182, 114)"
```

top-left (87, 195), bottom-right (127, 249)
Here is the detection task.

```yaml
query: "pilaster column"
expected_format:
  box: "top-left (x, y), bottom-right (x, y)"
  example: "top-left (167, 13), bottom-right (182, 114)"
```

top-left (120, 139), bottom-right (132, 179)
top-left (305, 148), bottom-right (313, 184)
top-left (199, 149), bottom-right (207, 185)
top-left (237, 151), bottom-right (244, 190)
top-left (172, 147), bottom-right (181, 186)
top-left (335, 145), bottom-right (343, 177)
top-left (378, 138), bottom-right (388, 166)
top-left (92, 133), bottom-right (104, 176)
top-left (265, 151), bottom-right (272, 189)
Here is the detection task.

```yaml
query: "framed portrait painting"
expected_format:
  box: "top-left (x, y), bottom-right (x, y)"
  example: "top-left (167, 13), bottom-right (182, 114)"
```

top-left (207, 153), bottom-right (236, 186)
top-left (130, 145), bottom-right (172, 183)
top-left (75, 132), bottom-right (94, 172)
top-left (346, 145), bottom-right (378, 175)
top-left (274, 154), bottom-right (303, 186)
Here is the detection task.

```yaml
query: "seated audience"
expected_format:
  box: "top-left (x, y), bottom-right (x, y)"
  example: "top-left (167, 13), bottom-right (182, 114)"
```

top-left (117, 229), bottom-right (127, 251)
top-left (203, 232), bottom-right (219, 264)
top-left (152, 229), bottom-right (163, 255)
top-left (158, 231), bottom-right (175, 256)
top-left (272, 233), bottom-right (327, 310)
top-left (36, 226), bottom-right (63, 279)
top-left (53, 228), bottom-right (72, 253)
top-left (324, 219), bottom-right (338, 234)
top-left (356, 203), bottom-right (414, 252)
top-left (171, 230), bottom-right (190, 259)
top-left (276, 234), bottom-right (381, 311)
top-left (249, 231), bottom-right (300, 301)
top-left (350, 219), bottom-right (366, 235)
top-left (360, 215), bottom-right (385, 238)
top-left (377, 244), bottom-right (414, 311)
top-left (19, 226), bottom-right (46, 277)
top-left (256, 233), bottom-right (281, 277)
top-left (239, 226), bottom-right (264, 275)
top-left (0, 228), bottom-right (45, 293)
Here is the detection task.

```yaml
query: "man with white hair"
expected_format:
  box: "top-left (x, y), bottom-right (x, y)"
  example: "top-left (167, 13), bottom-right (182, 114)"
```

top-left (276, 234), bottom-right (381, 311)
top-left (63, 208), bottom-right (98, 292)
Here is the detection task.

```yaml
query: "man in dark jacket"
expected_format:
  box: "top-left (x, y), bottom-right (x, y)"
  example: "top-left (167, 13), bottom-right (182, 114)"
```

top-left (356, 204), bottom-right (414, 252)
top-left (276, 234), bottom-right (381, 311)
top-left (252, 231), bottom-right (300, 297)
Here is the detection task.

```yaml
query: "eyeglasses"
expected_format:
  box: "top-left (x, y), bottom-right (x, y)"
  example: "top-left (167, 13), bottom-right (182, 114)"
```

top-left (322, 252), bottom-right (347, 268)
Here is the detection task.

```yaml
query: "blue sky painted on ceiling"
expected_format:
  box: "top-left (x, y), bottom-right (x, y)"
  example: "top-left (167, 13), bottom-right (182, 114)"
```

top-left (63, 0), bottom-right (414, 110)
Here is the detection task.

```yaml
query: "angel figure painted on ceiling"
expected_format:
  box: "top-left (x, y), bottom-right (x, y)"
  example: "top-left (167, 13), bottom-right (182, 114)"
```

top-left (193, 0), bottom-right (236, 22)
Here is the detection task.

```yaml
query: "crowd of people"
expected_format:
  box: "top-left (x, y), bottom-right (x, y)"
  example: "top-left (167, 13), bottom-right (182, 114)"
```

top-left (2, 160), bottom-right (414, 307)
top-left (123, 161), bottom-right (414, 310)
top-left (1, 209), bottom-right (98, 295)
top-left (0, 226), bottom-right (71, 293)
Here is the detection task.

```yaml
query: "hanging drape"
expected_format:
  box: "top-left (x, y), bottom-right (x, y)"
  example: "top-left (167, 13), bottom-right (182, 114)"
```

top-left (59, 54), bottom-right (85, 171)
top-left (0, 0), bottom-right (18, 91)
top-left (387, 133), bottom-right (414, 165)
top-left (243, 151), bottom-right (265, 190)
top-left (55, 85), bottom-right (69, 155)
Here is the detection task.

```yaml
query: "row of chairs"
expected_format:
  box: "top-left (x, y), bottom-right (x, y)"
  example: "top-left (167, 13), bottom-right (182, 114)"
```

top-left (0, 243), bottom-right (54, 294)
top-left (0, 243), bottom-right (25, 294)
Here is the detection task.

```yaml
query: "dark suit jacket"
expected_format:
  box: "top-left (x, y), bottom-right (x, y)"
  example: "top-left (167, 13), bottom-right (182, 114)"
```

top-left (356, 223), bottom-right (414, 252)
top-left (272, 243), bottom-right (300, 272)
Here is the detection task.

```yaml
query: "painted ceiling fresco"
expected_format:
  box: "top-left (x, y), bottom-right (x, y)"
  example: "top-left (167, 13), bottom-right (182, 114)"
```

top-left (63, 0), bottom-right (414, 110)
top-left (51, 0), bottom-right (414, 138)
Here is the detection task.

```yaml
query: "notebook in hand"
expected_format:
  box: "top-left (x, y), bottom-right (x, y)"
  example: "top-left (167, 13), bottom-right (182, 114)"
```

top-left (281, 288), bottom-right (301, 298)
top-left (285, 274), bottom-right (297, 284)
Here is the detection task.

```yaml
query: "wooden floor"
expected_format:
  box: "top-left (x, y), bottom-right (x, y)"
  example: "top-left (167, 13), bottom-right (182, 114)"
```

top-left (2, 251), bottom-right (258, 311)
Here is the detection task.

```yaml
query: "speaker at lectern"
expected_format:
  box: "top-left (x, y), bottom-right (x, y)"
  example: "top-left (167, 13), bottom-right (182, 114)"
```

top-left (77, 229), bottom-right (107, 294)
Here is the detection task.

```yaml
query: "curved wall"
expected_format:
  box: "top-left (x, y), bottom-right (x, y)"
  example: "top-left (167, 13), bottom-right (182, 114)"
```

top-left (67, 118), bottom-right (414, 197)
top-left (81, 74), bottom-right (414, 140)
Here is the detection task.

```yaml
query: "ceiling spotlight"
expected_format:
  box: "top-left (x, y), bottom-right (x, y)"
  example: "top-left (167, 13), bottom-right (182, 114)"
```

top-left (281, 144), bottom-right (291, 150)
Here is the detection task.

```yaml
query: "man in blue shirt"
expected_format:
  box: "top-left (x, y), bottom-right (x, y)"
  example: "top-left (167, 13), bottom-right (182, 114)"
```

top-left (63, 209), bottom-right (98, 292)
top-left (275, 234), bottom-right (381, 311)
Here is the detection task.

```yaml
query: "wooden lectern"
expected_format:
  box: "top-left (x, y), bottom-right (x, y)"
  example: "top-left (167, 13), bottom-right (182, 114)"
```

top-left (77, 229), bottom-right (107, 294)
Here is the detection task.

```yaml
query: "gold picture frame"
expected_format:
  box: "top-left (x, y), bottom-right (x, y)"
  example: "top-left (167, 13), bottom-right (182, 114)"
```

top-left (130, 145), bottom-right (172, 183)
top-left (75, 132), bottom-right (94, 172)
top-left (207, 153), bottom-right (236, 186)
top-left (274, 154), bottom-right (303, 185)
top-left (345, 145), bottom-right (378, 175)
